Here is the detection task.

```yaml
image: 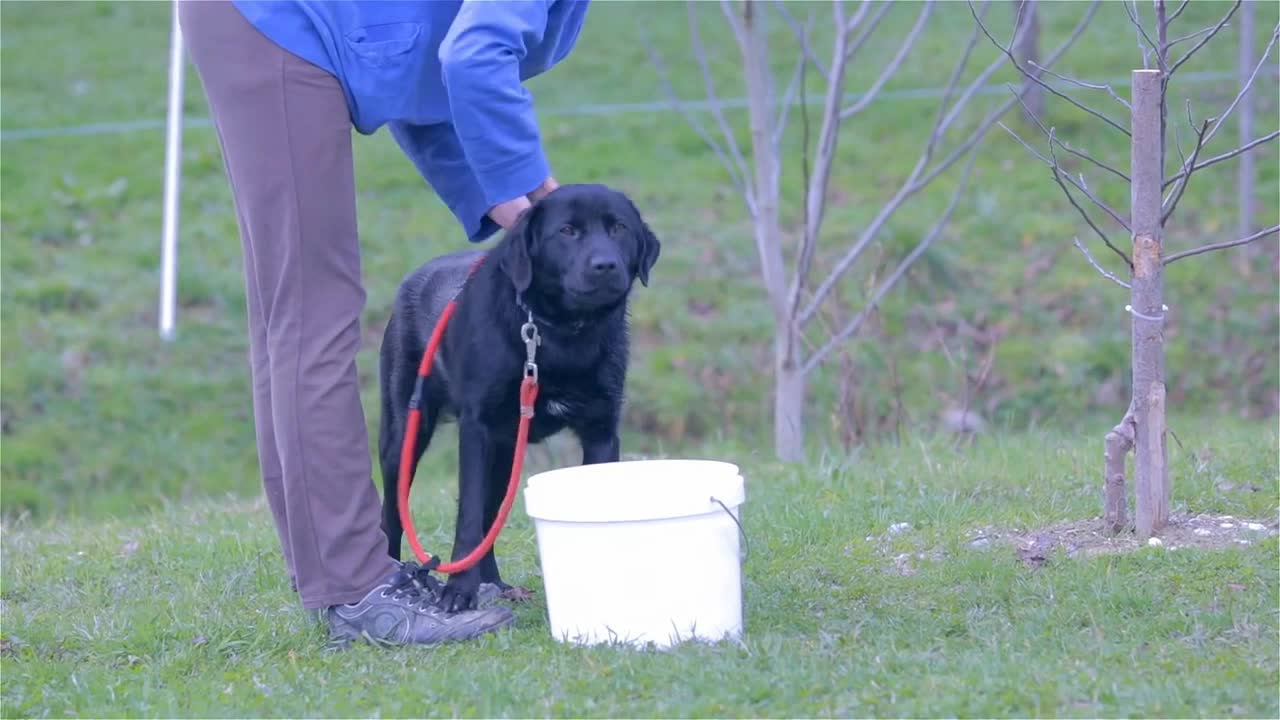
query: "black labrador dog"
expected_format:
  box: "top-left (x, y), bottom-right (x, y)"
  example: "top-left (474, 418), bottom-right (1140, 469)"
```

top-left (377, 183), bottom-right (661, 612)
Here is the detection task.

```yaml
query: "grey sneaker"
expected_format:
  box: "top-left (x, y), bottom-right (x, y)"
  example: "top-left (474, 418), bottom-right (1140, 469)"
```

top-left (326, 563), bottom-right (515, 647)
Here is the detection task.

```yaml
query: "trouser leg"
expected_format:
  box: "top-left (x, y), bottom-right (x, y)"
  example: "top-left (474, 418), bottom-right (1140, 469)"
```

top-left (178, 0), bottom-right (398, 609)
top-left (222, 114), bottom-right (296, 592)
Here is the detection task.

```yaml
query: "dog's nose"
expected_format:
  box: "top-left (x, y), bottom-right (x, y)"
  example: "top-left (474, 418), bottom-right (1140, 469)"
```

top-left (589, 255), bottom-right (619, 274)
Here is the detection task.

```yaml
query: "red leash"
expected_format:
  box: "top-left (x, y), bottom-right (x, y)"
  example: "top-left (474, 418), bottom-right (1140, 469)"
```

top-left (395, 255), bottom-right (541, 575)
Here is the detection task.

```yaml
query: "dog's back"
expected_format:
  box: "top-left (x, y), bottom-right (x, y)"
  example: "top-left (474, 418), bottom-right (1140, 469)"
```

top-left (378, 248), bottom-right (486, 457)
top-left (390, 248), bottom-right (486, 351)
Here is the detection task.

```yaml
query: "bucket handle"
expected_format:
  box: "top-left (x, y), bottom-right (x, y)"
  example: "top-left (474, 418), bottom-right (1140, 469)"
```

top-left (710, 496), bottom-right (748, 563)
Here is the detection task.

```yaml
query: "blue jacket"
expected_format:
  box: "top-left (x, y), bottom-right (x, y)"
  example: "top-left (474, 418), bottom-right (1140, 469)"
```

top-left (232, 0), bottom-right (591, 242)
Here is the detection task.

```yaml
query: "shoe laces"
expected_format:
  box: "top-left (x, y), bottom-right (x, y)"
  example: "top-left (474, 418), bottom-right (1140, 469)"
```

top-left (381, 562), bottom-right (444, 612)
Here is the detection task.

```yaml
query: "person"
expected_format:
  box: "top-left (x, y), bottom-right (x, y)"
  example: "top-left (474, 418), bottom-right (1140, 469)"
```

top-left (177, 0), bottom-right (590, 646)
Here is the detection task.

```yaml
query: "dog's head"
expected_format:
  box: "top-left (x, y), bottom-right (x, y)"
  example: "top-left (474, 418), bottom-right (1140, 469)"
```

top-left (498, 183), bottom-right (661, 315)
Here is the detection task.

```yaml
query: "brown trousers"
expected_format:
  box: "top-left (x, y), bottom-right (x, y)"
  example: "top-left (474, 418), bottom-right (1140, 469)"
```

top-left (179, 0), bottom-right (398, 608)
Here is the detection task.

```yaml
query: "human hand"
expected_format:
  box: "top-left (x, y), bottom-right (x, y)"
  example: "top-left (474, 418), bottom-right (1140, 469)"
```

top-left (527, 176), bottom-right (559, 203)
top-left (487, 176), bottom-right (560, 230)
top-left (488, 195), bottom-right (532, 230)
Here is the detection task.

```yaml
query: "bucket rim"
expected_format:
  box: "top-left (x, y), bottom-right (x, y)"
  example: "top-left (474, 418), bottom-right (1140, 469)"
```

top-left (526, 458), bottom-right (741, 487)
top-left (523, 462), bottom-right (746, 524)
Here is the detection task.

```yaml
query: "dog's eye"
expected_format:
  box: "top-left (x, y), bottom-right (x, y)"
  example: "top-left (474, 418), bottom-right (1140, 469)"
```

top-left (558, 224), bottom-right (577, 237)
top-left (611, 223), bottom-right (628, 234)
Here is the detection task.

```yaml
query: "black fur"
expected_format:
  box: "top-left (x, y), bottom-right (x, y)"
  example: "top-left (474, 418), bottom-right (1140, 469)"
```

top-left (377, 183), bottom-right (661, 612)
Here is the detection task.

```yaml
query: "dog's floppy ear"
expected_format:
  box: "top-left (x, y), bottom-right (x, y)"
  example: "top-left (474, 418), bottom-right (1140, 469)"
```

top-left (498, 203), bottom-right (541, 294)
top-left (636, 220), bottom-right (661, 287)
top-left (630, 205), bottom-right (661, 288)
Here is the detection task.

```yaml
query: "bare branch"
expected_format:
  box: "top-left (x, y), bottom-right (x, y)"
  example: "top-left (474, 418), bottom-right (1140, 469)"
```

top-left (1124, 0), bottom-right (1166, 73)
top-left (716, 0), bottom-right (746, 41)
top-left (774, 53), bottom-right (806, 150)
top-left (939, 0), bottom-right (1025, 137)
top-left (1159, 23), bottom-right (1280, 219)
top-left (1195, 22), bottom-right (1280, 151)
top-left (1162, 117), bottom-right (1210, 224)
top-left (1167, 116), bottom-right (1193, 212)
top-left (802, 149), bottom-right (981, 376)
top-left (1074, 173), bottom-right (1130, 232)
top-left (997, 119), bottom-right (1052, 164)
top-left (1164, 224), bottom-right (1280, 265)
top-left (790, 28), bottom-right (816, 323)
top-left (783, 0), bottom-right (824, 322)
top-left (793, 1), bottom-right (996, 328)
top-left (773, 5), bottom-right (817, 150)
top-left (1167, 0), bottom-right (1192, 25)
top-left (844, 0), bottom-right (894, 63)
top-left (1157, 0), bottom-right (1170, 161)
top-left (641, 28), bottom-right (754, 212)
top-left (772, 0), bottom-right (828, 81)
top-left (1008, 83), bottom-right (1130, 185)
top-left (1171, 100), bottom-right (1193, 174)
top-left (1048, 128), bottom-right (1132, 266)
top-left (1063, 136), bottom-right (1131, 185)
top-left (970, 0), bottom-right (1129, 136)
top-left (1162, 129), bottom-right (1280, 189)
top-left (796, 0), bottom-right (1101, 329)
top-left (696, 1), bottom-right (751, 185)
top-left (1027, 59), bottom-right (1130, 111)
top-left (935, 0), bottom-right (996, 129)
top-left (915, 0), bottom-right (1102, 192)
top-left (1167, 25), bottom-right (1217, 49)
top-left (999, 116), bottom-right (1130, 233)
top-left (1128, 0), bottom-right (1153, 69)
top-left (840, 1), bottom-right (934, 120)
top-left (1073, 237), bottom-right (1131, 289)
top-left (1168, 0), bottom-right (1242, 77)
top-left (843, 0), bottom-right (873, 36)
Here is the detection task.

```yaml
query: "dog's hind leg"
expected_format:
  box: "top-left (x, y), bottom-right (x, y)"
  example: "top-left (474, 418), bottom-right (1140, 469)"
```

top-left (379, 393), bottom-right (440, 562)
top-left (376, 332), bottom-right (403, 559)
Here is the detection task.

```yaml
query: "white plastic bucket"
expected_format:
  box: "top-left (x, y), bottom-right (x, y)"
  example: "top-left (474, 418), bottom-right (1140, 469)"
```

top-left (522, 459), bottom-right (746, 648)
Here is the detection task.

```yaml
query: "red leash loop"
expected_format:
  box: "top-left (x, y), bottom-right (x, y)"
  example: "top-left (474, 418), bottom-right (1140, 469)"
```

top-left (395, 255), bottom-right (540, 576)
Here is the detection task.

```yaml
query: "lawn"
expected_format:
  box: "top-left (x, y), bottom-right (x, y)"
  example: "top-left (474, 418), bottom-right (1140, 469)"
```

top-left (2, 0), bottom-right (1278, 717)
top-left (3, 422), bottom-right (1277, 717)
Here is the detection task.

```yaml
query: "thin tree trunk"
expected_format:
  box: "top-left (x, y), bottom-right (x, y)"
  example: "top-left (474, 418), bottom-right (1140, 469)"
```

top-left (1237, 0), bottom-right (1257, 243)
top-left (740, 0), bottom-right (805, 460)
top-left (774, 329), bottom-right (806, 462)
top-left (1013, 0), bottom-right (1043, 123)
top-left (1129, 69), bottom-right (1169, 539)
top-left (740, 0), bottom-right (787, 323)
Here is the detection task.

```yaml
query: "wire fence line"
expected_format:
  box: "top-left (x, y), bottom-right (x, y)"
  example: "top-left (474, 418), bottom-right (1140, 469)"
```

top-left (1, 69), bottom-right (1265, 143)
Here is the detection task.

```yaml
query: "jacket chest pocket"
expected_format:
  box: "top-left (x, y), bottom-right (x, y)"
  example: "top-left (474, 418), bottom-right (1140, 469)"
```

top-left (340, 22), bottom-right (439, 129)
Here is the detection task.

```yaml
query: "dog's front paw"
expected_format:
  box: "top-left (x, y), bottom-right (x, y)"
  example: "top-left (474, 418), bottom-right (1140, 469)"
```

top-left (438, 571), bottom-right (481, 613)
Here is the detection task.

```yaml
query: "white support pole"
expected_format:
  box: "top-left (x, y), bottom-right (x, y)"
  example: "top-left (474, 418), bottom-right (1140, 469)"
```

top-left (159, 0), bottom-right (185, 341)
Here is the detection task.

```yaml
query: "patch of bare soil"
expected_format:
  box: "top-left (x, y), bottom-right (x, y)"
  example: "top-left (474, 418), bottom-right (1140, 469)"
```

top-left (858, 522), bottom-right (947, 577)
top-left (859, 513), bottom-right (1278, 575)
top-left (971, 512), bottom-right (1279, 568)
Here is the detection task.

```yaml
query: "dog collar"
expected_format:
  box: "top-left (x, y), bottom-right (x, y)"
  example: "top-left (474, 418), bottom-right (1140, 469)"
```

top-left (516, 294), bottom-right (587, 335)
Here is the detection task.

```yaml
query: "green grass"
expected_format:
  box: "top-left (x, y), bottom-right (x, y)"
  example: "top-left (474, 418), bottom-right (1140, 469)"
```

top-left (4, 421), bottom-right (1277, 717)
top-left (2, 1), bottom-right (1279, 716)
top-left (2, 0), bottom-right (1278, 519)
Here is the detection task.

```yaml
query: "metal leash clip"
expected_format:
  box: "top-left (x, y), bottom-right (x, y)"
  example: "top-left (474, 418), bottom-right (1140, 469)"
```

top-left (521, 312), bottom-right (541, 384)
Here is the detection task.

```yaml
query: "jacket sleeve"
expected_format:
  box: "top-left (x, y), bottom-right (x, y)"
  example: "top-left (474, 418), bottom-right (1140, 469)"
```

top-left (389, 121), bottom-right (503, 243)
top-left (437, 0), bottom-right (553, 213)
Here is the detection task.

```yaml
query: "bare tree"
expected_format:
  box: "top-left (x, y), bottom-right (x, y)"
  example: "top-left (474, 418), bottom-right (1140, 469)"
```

top-left (645, 0), bottom-right (1098, 461)
top-left (1237, 0), bottom-right (1258, 242)
top-left (1014, 0), bottom-right (1043, 123)
top-left (977, 0), bottom-right (1280, 538)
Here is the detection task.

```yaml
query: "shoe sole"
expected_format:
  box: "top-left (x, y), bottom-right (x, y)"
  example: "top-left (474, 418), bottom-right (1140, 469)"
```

top-left (326, 607), bottom-right (516, 648)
